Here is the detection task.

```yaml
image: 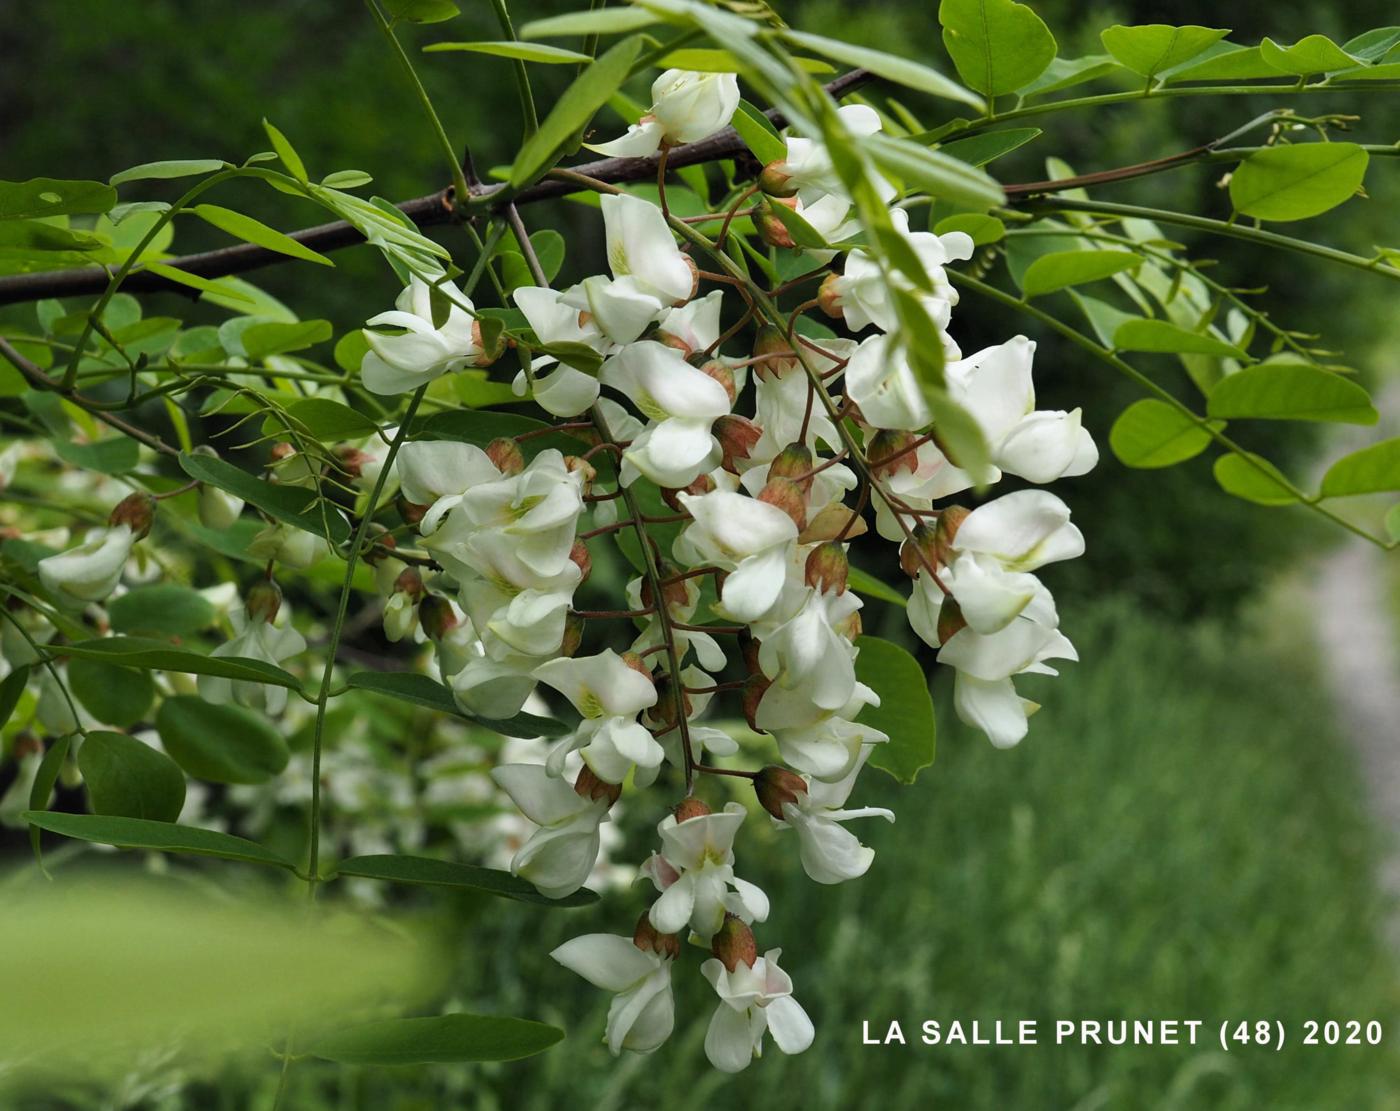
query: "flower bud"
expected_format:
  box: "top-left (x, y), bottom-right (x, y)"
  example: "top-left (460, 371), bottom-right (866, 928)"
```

top-left (741, 673), bottom-right (770, 733)
top-left (245, 578), bottom-right (282, 623)
top-left (712, 415), bottom-right (762, 474)
top-left (193, 448), bottom-right (244, 530)
top-left (646, 673), bottom-right (691, 731)
top-left (660, 473), bottom-right (714, 513)
top-left (751, 324), bottom-right (795, 380)
top-left (711, 914), bottom-right (758, 972)
top-left (564, 455), bottom-right (597, 489)
top-left (269, 442), bottom-right (296, 464)
top-left (397, 496), bottom-right (429, 528)
top-left (937, 595), bottom-right (967, 645)
top-left (754, 764), bottom-right (808, 820)
top-left (756, 198), bottom-right (798, 250)
top-left (568, 539), bottom-right (592, 585)
top-left (757, 476), bottom-right (806, 530)
top-left (899, 523), bottom-right (940, 579)
top-left (560, 611), bottom-right (585, 657)
top-left (639, 561), bottom-right (691, 614)
top-left (334, 445), bottom-right (372, 479)
top-left (108, 492), bottom-right (155, 540)
top-left (486, 437), bottom-right (525, 476)
top-left (769, 442), bottom-right (814, 494)
top-left (804, 542), bottom-right (848, 594)
top-left (574, 764), bottom-right (622, 807)
top-left (364, 531), bottom-right (398, 567)
top-left (868, 429), bottom-right (921, 479)
top-left (934, 504), bottom-right (971, 563)
top-left (470, 318), bottom-right (505, 367)
top-left (393, 567), bottom-right (425, 600)
top-left (693, 357), bottom-right (736, 405)
top-left (678, 254), bottom-right (700, 304)
top-left (758, 160), bottom-right (796, 198)
top-left (673, 796), bottom-right (711, 823)
top-left (621, 652), bottom-right (655, 682)
top-left (418, 593), bottom-right (458, 640)
top-left (633, 913), bottom-right (681, 961)
top-left (817, 270), bottom-right (844, 318)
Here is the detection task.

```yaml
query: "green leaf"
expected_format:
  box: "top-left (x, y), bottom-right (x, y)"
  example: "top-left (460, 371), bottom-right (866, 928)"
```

top-left (936, 128), bottom-right (1041, 167)
top-left (28, 735), bottom-right (70, 814)
top-left (241, 319), bottom-right (333, 359)
top-left (308, 1013), bottom-right (563, 1066)
top-left (155, 696), bottom-right (289, 785)
top-left (109, 160), bottom-right (226, 187)
top-left (140, 263), bottom-right (257, 306)
top-left (425, 40), bottom-right (590, 62)
top-left (0, 178), bottom-right (117, 220)
top-left (0, 665), bottom-right (31, 729)
top-left (1020, 249), bottom-right (1141, 298)
top-left (384, 0), bottom-right (459, 22)
top-left (938, 0), bottom-right (1057, 97)
top-left (866, 134), bottom-right (1004, 210)
top-left (1162, 43), bottom-right (1278, 82)
top-left (934, 213), bottom-right (1005, 245)
top-left (1259, 35), bottom-right (1358, 75)
top-left (334, 854), bottom-right (599, 906)
top-left (855, 636), bottom-right (935, 784)
top-left (261, 120), bottom-right (308, 183)
top-left (534, 341), bottom-right (604, 376)
top-left (1342, 27), bottom-right (1400, 64)
top-left (1109, 398), bottom-right (1219, 468)
top-left (1206, 363), bottom-right (1377, 424)
top-left (1112, 318), bottom-right (1244, 358)
top-left (188, 204), bottom-right (333, 267)
top-left (53, 436), bottom-right (140, 476)
top-left (1320, 438), bottom-right (1400, 497)
top-left (1019, 54), bottom-right (1121, 96)
top-left (780, 29), bottom-right (984, 110)
top-left (847, 566), bottom-right (908, 608)
top-left (22, 811), bottom-right (296, 869)
top-left (344, 672), bottom-right (569, 738)
top-left (280, 397), bottom-right (382, 440)
top-left (1212, 452), bottom-right (1298, 505)
top-left (108, 586), bottom-right (218, 638)
top-left (764, 199), bottom-right (830, 249)
top-left (177, 451), bottom-right (350, 544)
top-left (509, 36), bottom-right (644, 189)
top-left (61, 637), bottom-right (302, 691)
top-left (1099, 25), bottom-right (1229, 79)
top-left (731, 100), bottom-right (787, 167)
top-left (77, 731), bottom-right (186, 822)
top-left (68, 659), bottom-right (155, 728)
top-left (521, 8), bottom-right (659, 39)
top-left (1385, 503), bottom-right (1400, 542)
top-left (1229, 142), bottom-right (1369, 222)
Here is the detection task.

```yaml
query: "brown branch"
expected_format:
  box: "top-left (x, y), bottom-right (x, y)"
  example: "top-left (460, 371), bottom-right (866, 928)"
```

top-left (0, 68), bottom-right (874, 308)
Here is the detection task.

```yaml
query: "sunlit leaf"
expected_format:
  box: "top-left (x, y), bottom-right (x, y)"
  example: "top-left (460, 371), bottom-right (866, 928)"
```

top-left (109, 159), bottom-right (225, 186)
top-left (0, 178), bottom-right (117, 220)
top-left (1320, 438), bottom-right (1400, 497)
top-left (780, 28), bottom-right (985, 110)
top-left (344, 671), bottom-right (570, 738)
top-left (425, 40), bottom-right (590, 62)
top-left (866, 133), bottom-right (1004, 210)
top-left (731, 100), bottom-right (787, 167)
top-left (1206, 363), bottom-right (1377, 424)
top-left (1113, 318), bottom-right (1244, 358)
top-left (23, 811), bottom-right (296, 868)
top-left (178, 451), bottom-right (350, 544)
top-left (1099, 24), bottom-right (1229, 79)
top-left (1212, 452), bottom-right (1299, 505)
top-left (1020, 249), bottom-right (1141, 298)
top-left (1229, 142), bottom-right (1369, 222)
top-left (938, 0), bottom-right (1057, 97)
top-left (1259, 34), bottom-right (1358, 75)
top-left (1109, 398), bottom-right (1219, 468)
top-left (855, 635), bottom-right (935, 784)
top-left (935, 128), bottom-right (1042, 167)
top-left (189, 204), bottom-right (334, 267)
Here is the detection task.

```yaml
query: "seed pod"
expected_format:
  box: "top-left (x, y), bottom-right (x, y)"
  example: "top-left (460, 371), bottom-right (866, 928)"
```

top-left (754, 765), bottom-right (808, 820)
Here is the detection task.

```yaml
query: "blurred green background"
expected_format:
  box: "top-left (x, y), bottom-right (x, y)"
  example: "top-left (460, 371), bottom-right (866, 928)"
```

top-left (2, 0), bottom-right (1399, 1107)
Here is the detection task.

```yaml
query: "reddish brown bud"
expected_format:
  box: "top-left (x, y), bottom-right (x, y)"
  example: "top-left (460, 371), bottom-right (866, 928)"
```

top-left (673, 796), bottom-right (712, 823)
top-left (393, 567), bottom-right (425, 599)
top-left (269, 442), bottom-right (296, 463)
top-left (742, 673), bottom-right (770, 733)
top-left (621, 651), bottom-right (654, 681)
top-left (713, 415), bottom-right (762, 474)
top-left (804, 542), bottom-right (849, 594)
top-left (560, 611), bottom-right (585, 657)
top-left (758, 476), bottom-right (806, 530)
top-left (397, 496), bottom-right (429, 527)
top-left (569, 539), bottom-right (592, 585)
top-left (418, 593), bottom-right (458, 640)
top-left (486, 437), bottom-right (525, 476)
top-left (758, 160), bottom-right (796, 198)
top-left (754, 765), bottom-right (808, 820)
top-left (817, 270), bottom-right (844, 318)
top-left (757, 197), bottom-right (799, 250)
top-left (107, 492), bottom-right (155, 540)
top-left (937, 595), bottom-right (967, 646)
top-left (245, 578), bottom-right (282, 623)
top-left (769, 443), bottom-right (814, 493)
top-left (868, 429), bottom-right (921, 479)
top-left (711, 914), bottom-right (758, 971)
top-left (899, 523), bottom-right (940, 580)
top-left (646, 673), bottom-right (691, 731)
top-left (633, 913), bottom-right (681, 960)
top-left (334, 445), bottom-right (372, 479)
top-left (470, 318), bottom-right (504, 367)
top-left (934, 505), bottom-right (971, 563)
top-left (574, 764), bottom-right (622, 807)
top-left (678, 254), bottom-right (700, 304)
top-left (640, 561), bottom-right (691, 614)
top-left (695, 358), bottom-right (737, 405)
top-left (751, 324), bottom-right (795, 381)
top-left (564, 455), bottom-right (597, 489)
top-left (660, 473), bottom-right (714, 513)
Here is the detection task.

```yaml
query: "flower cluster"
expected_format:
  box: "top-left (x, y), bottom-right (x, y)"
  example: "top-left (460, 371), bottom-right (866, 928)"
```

top-left (345, 70), bottom-right (1098, 1071)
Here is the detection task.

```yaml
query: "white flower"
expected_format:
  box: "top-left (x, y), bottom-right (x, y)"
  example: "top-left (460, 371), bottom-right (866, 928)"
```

top-left (247, 523), bottom-right (331, 569)
top-left (452, 449), bottom-right (584, 578)
top-left (513, 286), bottom-right (608, 417)
top-left (845, 333), bottom-right (930, 432)
top-left (198, 484), bottom-right (244, 530)
top-left (778, 747), bottom-right (894, 884)
top-left (551, 934), bottom-right (676, 1055)
top-left (701, 948), bottom-right (814, 1072)
top-left (953, 489), bottom-right (1086, 573)
top-left (643, 802), bottom-right (768, 940)
top-left (779, 104), bottom-right (890, 204)
top-left (772, 709), bottom-right (888, 783)
top-left (656, 289), bottom-right (724, 357)
top-left (587, 69), bottom-right (739, 156)
top-left (490, 763), bottom-right (610, 898)
top-left (751, 339), bottom-right (854, 461)
top-left (756, 587), bottom-right (861, 713)
top-left (361, 276), bottom-right (485, 395)
top-left (674, 490), bottom-right (798, 622)
top-left (534, 650), bottom-right (662, 783)
top-left (199, 608), bottom-right (306, 716)
top-left (832, 209), bottom-right (972, 333)
top-left (395, 439), bottom-right (500, 534)
top-left (602, 341), bottom-right (731, 487)
top-left (37, 524), bottom-right (135, 604)
top-left (450, 653), bottom-right (540, 721)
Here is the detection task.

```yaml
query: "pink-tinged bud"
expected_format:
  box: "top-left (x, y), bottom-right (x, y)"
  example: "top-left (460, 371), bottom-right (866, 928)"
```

top-left (393, 567), bottom-right (425, 599)
top-left (805, 542), bottom-right (849, 594)
top-left (657, 329), bottom-right (694, 358)
top-left (560, 611), bottom-right (585, 657)
top-left (574, 765), bottom-right (622, 807)
top-left (660, 473), bottom-right (713, 513)
top-left (769, 442), bottom-right (814, 493)
top-left (751, 324), bottom-right (795, 381)
top-left (757, 198), bottom-right (798, 250)
top-left (13, 732), bottom-right (43, 760)
top-left (937, 595), bottom-right (967, 646)
top-left (758, 160), bottom-right (796, 198)
top-left (713, 415), bottom-right (762, 474)
top-left (673, 796), bottom-right (712, 823)
top-left (245, 578), bottom-right (283, 623)
top-left (934, 504), bottom-right (970, 563)
top-left (899, 524), bottom-right (939, 579)
top-left (397, 496), bottom-right (429, 527)
top-left (269, 442), bottom-right (296, 464)
top-left (621, 651), bottom-right (654, 681)
top-left (742, 673), bottom-right (770, 733)
top-left (633, 913), bottom-right (681, 960)
top-left (758, 476), bottom-right (806, 530)
top-left (470, 318), bottom-right (504, 367)
top-left (108, 492), bottom-right (155, 540)
top-left (694, 358), bottom-right (736, 405)
top-left (564, 455), bottom-right (597, 489)
top-left (334, 445), bottom-right (372, 479)
top-left (569, 539), bottom-right (592, 584)
top-left (817, 270), bottom-right (844, 318)
top-left (486, 437), bottom-right (525, 476)
top-left (754, 765), bottom-right (808, 820)
top-left (418, 593), bottom-right (458, 640)
top-left (868, 429), bottom-right (921, 479)
top-left (711, 914), bottom-right (758, 972)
